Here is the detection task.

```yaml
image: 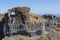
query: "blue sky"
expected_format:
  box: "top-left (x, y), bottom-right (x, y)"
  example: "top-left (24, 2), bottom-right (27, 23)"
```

top-left (0, 0), bottom-right (60, 16)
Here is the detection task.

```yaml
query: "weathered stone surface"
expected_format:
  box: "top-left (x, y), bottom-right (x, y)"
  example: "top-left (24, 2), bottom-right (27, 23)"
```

top-left (3, 7), bottom-right (30, 36)
top-left (3, 7), bottom-right (49, 36)
top-left (0, 7), bottom-right (52, 40)
top-left (42, 14), bottom-right (57, 26)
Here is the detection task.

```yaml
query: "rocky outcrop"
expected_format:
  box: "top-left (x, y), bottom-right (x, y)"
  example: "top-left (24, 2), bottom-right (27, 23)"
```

top-left (42, 14), bottom-right (57, 27)
top-left (3, 7), bottom-right (30, 37)
top-left (1, 7), bottom-right (59, 40)
top-left (3, 7), bottom-right (49, 37)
